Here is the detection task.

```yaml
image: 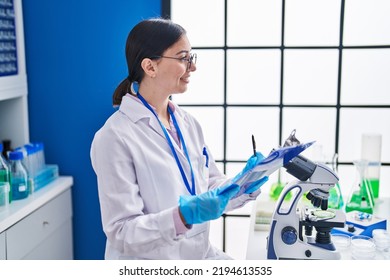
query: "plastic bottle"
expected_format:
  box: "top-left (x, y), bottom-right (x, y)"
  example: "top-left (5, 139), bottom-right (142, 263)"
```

top-left (0, 143), bottom-right (11, 208)
top-left (9, 150), bottom-right (29, 200)
top-left (32, 142), bottom-right (45, 172)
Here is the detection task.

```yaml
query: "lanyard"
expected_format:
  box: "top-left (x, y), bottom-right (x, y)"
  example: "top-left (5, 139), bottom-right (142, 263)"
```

top-left (136, 92), bottom-right (196, 196)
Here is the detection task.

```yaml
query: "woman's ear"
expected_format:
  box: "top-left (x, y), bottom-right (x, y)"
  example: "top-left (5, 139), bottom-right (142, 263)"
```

top-left (141, 58), bottom-right (157, 78)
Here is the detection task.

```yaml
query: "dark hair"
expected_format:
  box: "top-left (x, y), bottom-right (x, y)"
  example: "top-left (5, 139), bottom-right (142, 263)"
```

top-left (112, 18), bottom-right (186, 106)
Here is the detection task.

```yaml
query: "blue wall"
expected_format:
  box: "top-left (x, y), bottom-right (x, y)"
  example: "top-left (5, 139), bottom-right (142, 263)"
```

top-left (22, 0), bottom-right (161, 259)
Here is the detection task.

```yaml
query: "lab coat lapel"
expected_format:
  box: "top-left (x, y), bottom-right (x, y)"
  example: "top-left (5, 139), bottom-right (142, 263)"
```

top-left (119, 95), bottom-right (167, 140)
top-left (169, 106), bottom-right (196, 194)
top-left (168, 104), bottom-right (191, 162)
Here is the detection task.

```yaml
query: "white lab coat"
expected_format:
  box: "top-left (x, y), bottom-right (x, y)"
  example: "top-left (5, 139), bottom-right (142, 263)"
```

top-left (90, 94), bottom-right (256, 260)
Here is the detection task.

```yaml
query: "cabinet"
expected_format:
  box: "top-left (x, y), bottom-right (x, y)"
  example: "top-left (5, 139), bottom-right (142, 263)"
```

top-left (0, 231), bottom-right (5, 260)
top-left (0, 176), bottom-right (73, 259)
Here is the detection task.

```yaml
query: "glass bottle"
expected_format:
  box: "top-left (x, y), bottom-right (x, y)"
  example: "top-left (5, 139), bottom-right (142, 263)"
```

top-left (9, 150), bottom-right (29, 201)
top-left (361, 134), bottom-right (381, 199)
top-left (16, 145), bottom-right (35, 193)
top-left (0, 143), bottom-right (11, 208)
top-left (345, 160), bottom-right (374, 214)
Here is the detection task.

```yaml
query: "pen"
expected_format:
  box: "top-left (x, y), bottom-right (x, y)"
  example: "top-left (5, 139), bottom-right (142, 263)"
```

top-left (252, 134), bottom-right (256, 157)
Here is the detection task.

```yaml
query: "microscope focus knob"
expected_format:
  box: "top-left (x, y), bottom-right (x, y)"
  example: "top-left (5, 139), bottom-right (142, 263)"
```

top-left (281, 226), bottom-right (297, 245)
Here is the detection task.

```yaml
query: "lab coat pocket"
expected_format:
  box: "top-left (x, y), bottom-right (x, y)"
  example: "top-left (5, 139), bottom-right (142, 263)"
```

top-left (200, 146), bottom-right (209, 180)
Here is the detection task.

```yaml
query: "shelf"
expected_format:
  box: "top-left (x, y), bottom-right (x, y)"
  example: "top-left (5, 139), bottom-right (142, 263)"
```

top-left (0, 74), bottom-right (28, 102)
top-left (0, 0), bottom-right (28, 146)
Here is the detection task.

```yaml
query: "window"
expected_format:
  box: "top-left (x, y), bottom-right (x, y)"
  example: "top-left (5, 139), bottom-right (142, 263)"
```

top-left (166, 0), bottom-right (390, 259)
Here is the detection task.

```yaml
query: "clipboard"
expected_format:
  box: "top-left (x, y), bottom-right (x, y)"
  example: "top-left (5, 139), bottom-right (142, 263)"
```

top-left (232, 141), bottom-right (315, 197)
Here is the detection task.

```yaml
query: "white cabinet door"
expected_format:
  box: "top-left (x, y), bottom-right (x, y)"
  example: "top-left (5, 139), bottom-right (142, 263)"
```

top-left (6, 189), bottom-right (73, 259)
top-left (0, 231), bottom-right (5, 260)
top-left (22, 219), bottom-right (73, 260)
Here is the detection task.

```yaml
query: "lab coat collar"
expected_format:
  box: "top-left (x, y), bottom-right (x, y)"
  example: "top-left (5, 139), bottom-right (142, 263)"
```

top-left (118, 94), bottom-right (188, 142)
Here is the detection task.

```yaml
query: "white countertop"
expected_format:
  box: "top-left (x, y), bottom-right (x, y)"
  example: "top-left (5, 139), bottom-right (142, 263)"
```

top-left (0, 176), bottom-right (73, 233)
top-left (246, 195), bottom-right (390, 260)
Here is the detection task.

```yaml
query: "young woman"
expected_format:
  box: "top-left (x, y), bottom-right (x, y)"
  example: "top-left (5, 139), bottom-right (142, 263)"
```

top-left (90, 18), bottom-right (267, 260)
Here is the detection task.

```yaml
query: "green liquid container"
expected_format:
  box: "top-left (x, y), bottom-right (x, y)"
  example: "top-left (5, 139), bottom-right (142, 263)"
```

top-left (345, 160), bottom-right (375, 215)
top-left (328, 183), bottom-right (344, 209)
top-left (0, 169), bottom-right (9, 183)
top-left (368, 178), bottom-right (380, 199)
top-left (0, 143), bottom-right (11, 206)
top-left (345, 194), bottom-right (373, 214)
top-left (269, 181), bottom-right (292, 201)
top-left (0, 171), bottom-right (10, 208)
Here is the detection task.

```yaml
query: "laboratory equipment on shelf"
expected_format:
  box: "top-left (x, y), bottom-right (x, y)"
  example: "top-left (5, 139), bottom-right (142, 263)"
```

top-left (266, 131), bottom-right (346, 260)
top-left (8, 150), bottom-right (29, 200)
top-left (345, 160), bottom-right (375, 214)
top-left (14, 142), bottom-right (58, 193)
top-left (0, 143), bottom-right (10, 209)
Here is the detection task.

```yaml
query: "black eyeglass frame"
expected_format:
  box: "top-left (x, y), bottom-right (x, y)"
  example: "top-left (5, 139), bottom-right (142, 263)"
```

top-left (150, 53), bottom-right (197, 71)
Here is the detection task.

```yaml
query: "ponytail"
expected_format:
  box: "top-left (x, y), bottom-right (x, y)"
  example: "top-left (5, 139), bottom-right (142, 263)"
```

top-left (112, 78), bottom-right (131, 106)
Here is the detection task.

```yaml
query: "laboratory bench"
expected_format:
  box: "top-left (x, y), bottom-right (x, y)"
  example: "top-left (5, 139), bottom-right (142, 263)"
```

top-left (0, 176), bottom-right (73, 260)
top-left (246, 195), bottom-right (390, 260)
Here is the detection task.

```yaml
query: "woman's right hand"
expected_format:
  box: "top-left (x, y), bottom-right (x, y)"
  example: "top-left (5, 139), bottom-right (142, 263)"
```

top-left (178, 184), bottom-right (240, 225)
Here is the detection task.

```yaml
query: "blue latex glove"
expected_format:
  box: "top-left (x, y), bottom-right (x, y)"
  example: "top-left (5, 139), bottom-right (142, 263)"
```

top-left (244, 176), bottom-right (268, 194)
top-left (242, 152), bottom-right (266, 173)
top-left (179, 184), bottom-right (240, 225)
top-left (232, 152), bottom-right (269, 195)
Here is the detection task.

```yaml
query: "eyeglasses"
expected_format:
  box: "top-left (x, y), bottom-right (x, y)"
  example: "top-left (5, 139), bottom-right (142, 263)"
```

top-left (150, 53), bottom-right (197, 71)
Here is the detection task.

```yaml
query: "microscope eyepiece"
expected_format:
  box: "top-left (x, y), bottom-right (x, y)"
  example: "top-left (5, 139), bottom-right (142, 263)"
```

top-left (313, 197), bottom-right (322, 208)
top-left (284, 155), bottom-right (316, 181)
top-left (321, 199), bottom-right (328, 210)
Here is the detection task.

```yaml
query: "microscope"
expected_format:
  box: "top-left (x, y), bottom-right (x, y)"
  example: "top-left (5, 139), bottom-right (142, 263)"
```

top-left (266, 131), bottom-right (346, 260)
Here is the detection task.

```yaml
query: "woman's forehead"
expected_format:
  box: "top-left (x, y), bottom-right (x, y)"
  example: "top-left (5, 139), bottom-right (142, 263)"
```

top-left (165, 35), bottom-right (192, 54)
